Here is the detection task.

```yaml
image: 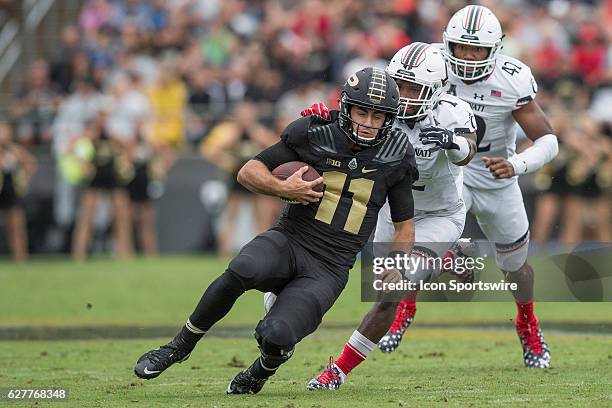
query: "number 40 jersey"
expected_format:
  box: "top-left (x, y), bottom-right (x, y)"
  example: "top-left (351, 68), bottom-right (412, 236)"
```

top-left (444, 52), bottom-right (538, 190)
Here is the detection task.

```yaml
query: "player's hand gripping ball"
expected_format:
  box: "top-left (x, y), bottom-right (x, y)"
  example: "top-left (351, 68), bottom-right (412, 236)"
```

top-left (272, 161), bottom-right (324, 204)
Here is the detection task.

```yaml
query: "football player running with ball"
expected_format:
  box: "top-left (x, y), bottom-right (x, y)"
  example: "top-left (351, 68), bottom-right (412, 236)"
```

top-left (133, 67), bottom-right (420, 395)
top-left (301, 43), bottom-right (478, 390)
top-left (382, 5), bottom-right (557, 369)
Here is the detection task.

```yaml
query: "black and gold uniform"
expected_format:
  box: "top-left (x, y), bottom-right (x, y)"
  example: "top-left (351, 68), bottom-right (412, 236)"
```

top-left (127, 133), bottom-right (165, 202)
top-left (188, 68), bottom-right (418, 354)
top-left (89, 130), bottom-right (133, 190)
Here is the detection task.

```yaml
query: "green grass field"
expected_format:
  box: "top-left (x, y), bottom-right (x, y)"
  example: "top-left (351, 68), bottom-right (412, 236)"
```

top-left (1, 256), bottom-right (611, 407)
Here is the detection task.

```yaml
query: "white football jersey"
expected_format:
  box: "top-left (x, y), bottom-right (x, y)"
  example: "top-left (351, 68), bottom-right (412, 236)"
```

top-left (394, 93), bottom-right (476, 212)
top-left (444, 52), bottom-right (538, 189)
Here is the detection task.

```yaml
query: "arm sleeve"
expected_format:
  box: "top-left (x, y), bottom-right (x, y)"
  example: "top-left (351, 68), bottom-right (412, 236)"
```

top-left (507, 133), bottom-right (558, 175)
top-left (253, 140), bottom-right (301, 171)
top-left (387, 173), bottom-right (416, 223)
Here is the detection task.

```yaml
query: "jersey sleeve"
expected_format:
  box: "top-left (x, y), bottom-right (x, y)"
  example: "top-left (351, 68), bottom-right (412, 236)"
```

top-left (513, 63), bottom-right (538, 109)
top-left (387, 172), bottom-right (415, 223)
top-left (254, 141), bottom-right (301, 170)
top-left (279, 116), bottom-right (314, 149)
top-left (436, 96), bottom-right (476, 135)
top-left (254, 116), bottom-right (314, 169)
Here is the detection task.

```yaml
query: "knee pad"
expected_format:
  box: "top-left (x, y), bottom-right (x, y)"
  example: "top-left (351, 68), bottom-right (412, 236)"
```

top-left (254, 318), bottom-right (296, 364)
top-left (495, 231), bottom-right (529, 273)
top-left (227, 251), bottom-right (269, 290)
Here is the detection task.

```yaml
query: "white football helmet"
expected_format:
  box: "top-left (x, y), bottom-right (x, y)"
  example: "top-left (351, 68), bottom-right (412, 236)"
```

top-left (443, 5), bottom-right (503, 80)
top-left (386, 42), bottom-right (447, 121)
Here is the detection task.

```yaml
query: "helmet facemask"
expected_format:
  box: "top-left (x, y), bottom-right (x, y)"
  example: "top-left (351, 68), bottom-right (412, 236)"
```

top-left (392, 77), bottom-right (445, 121)
top-left (442, 5), bottom-right (504, 81)
top-left (338, 93), bottom-right (396, 147)
top-left (443, 36), bottom-right (501, 80)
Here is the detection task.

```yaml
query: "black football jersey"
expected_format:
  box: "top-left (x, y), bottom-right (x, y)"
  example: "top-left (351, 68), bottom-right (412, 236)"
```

top-left (272, 116), bottom-right (418, 269)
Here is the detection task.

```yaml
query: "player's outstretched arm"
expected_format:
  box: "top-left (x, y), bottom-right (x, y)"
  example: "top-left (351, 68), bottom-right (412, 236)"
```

top-left (238, 160), bottom-right (323, 205)
top-left (484, 100), bottom-right (558, 179)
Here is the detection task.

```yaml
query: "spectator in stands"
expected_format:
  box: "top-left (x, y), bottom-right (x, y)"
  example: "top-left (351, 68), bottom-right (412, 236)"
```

top-left (4, 0), bottom-right (612, 256)
top-left (10, 60), bottom-right (61, 147)
top-left (0, 120), bottom-right (37, 261)
top-left (50, 25), bottom-right (83, 94)
top-left (79, 0), bottom-right (114, 37)
top-left (147, 60), bottom-right (188, 148)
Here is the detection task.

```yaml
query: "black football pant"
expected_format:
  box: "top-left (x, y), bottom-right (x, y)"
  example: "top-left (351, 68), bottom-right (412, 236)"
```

top-left (189, 229), bottom-right (349, 354)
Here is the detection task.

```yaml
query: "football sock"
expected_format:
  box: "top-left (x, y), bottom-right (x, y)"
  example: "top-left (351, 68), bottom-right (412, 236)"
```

top-left (177, 319), bottom-right (206, 350)
top-left (335, 330), bottom-right (375, 376)
top-left (516, 300), bottom-right (535, 323)
top-left (188, 270), bottom-right (246, 332)
top-left (251, 356), bottom-right (279, 379)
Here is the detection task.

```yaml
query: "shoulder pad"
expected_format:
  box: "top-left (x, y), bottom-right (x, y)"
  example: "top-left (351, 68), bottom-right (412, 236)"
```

top-left (280, 116), bottom-right (313, 149)
top-left (307, 121), bottom-right (338, 154)
top-left (372, 129), bottom-right (412, 165)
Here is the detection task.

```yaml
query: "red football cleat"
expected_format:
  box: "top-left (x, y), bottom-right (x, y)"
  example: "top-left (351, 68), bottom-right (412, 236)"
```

top-left (306, 357), bottom-right (345, 390)
top-left (378, 300), bottom-right (417, 353)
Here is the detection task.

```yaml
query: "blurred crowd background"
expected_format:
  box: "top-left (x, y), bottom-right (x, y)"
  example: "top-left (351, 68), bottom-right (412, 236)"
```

top-left (0, 0), bottom-right (610, 260)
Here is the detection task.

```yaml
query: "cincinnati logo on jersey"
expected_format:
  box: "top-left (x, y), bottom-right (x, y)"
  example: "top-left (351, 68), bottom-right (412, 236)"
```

top-left (415, 147), bottom-right (437, 158)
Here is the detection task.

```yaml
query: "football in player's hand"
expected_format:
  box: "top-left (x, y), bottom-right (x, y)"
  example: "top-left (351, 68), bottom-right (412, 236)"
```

top-left (272, 161), bottom-right (324, 192)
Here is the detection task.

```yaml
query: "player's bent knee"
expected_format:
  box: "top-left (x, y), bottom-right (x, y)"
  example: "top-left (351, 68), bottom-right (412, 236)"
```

top-left (226, 254), bottom-right (260, 288)
top-left (255, 318), bottom-right (297, 348)
top-left (495, 231), bottom-right (529, 273)
top-left (254, 318), bottom-right (297, 362)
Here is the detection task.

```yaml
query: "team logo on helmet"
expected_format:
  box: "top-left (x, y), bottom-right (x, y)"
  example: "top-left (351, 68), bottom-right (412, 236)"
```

top-left (347, 74), bottom-right (359, 87)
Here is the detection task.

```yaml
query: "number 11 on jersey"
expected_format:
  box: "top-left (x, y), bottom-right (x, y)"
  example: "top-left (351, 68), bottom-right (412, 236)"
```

top-left (315, 171), bottom-right (374, 234)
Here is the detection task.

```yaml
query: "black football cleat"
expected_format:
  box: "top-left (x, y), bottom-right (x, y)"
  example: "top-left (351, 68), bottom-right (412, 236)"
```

top-left (227, 366), bottom-right (268, 394)
top-left (134, 336), bottom-right (192, 379)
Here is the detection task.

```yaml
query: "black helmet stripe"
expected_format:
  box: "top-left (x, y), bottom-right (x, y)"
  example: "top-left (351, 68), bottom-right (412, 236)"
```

top-left (464, 5), bottom-right (484, 33)
top-left (402, 42), bottom-right (428, 68)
